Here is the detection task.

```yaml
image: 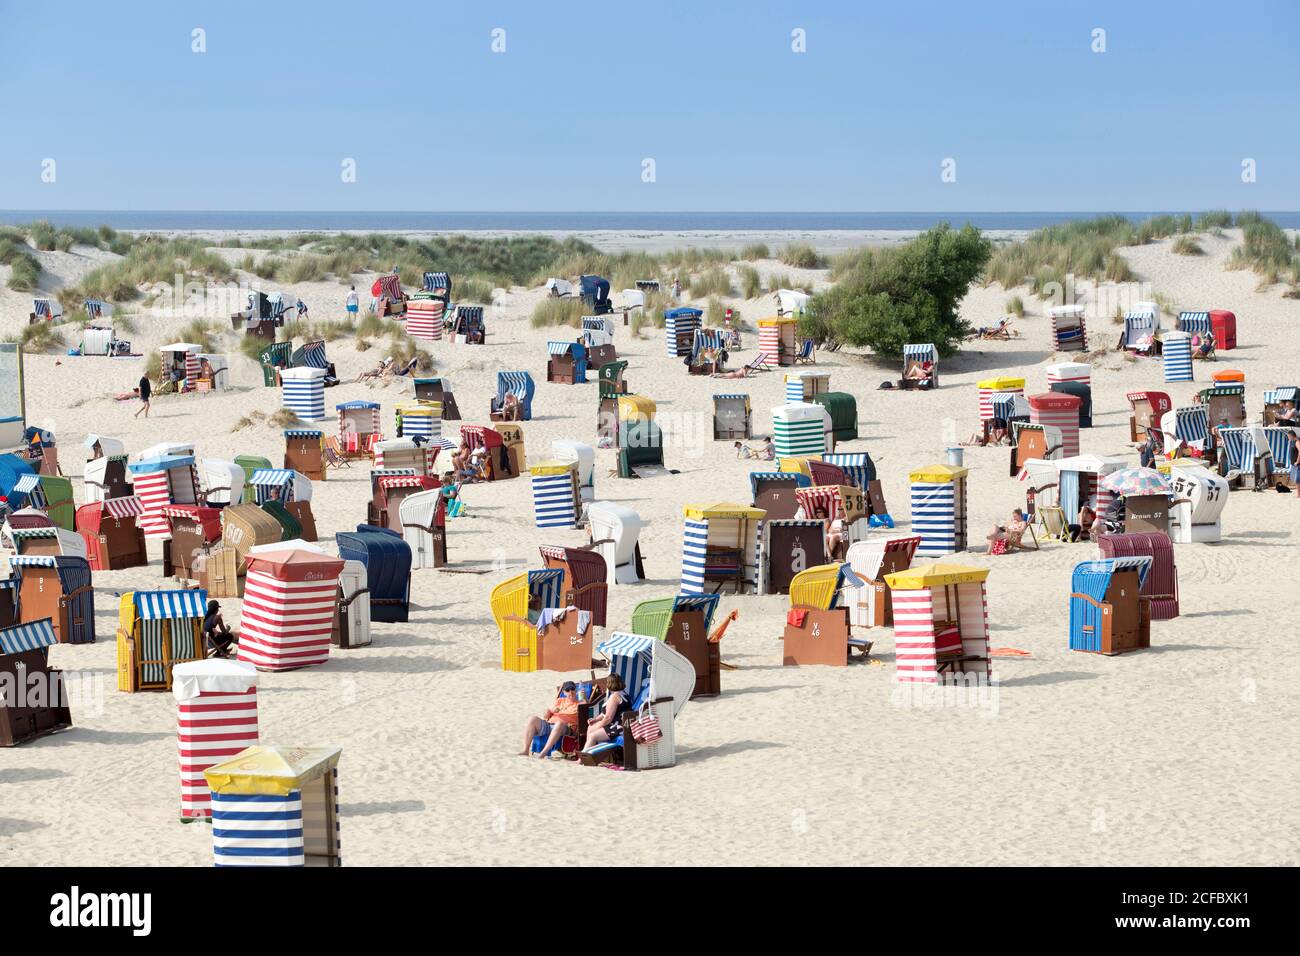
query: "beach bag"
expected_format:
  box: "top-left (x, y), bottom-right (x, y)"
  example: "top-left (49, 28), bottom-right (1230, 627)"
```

top-left (630, 704), bottom-right (662, 744)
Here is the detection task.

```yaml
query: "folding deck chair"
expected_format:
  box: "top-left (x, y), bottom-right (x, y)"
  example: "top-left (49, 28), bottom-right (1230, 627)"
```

top-left (1036, 505), bottom-right (1070, 543)
top-left (794, 339), bottom-right (816, 364)
top-left (324, 436), bottom-right (354, 469)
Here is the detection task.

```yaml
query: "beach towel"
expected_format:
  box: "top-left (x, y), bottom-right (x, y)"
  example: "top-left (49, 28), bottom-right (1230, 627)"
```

top-left (786, 608), bottom-right (809, 628)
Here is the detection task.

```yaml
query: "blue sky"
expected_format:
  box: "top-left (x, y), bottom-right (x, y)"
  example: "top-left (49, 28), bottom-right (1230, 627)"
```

top-left (1, 0), bottom-right (1296, 211)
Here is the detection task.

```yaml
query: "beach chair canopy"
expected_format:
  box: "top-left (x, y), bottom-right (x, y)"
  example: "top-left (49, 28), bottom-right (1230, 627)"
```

top-left (789, 562), bottom-right (867, 610)
top-left (545, 277), bottom-right (573, 297)
top-left (903, 343), bottom-right (937, 365)
top-left (247, 468), bottom-right (312, 503)
top-left (335, 526), bottom-right (412, 615)
top-left (0, 618), bottom-right (58, 656)
top-left (551, 440), bottom-right (595, 487)
top-left (618, 289), bottom-right (646, 310)
top-left (133, 588), bottom-right (208, 621)
top-left (774, 289), bottom-right (811, 314)
top-left (579, 275), bottom-right (610, 304)
top-left (83, 434), bottom-right (126, 459)
top-left (0, 453), bottom-right (37, 501)
top-left (596, 632), bottom-right (695, 718)
top-left (422, 272), bottom-right (452, 294)
top-left (1071, 556), bottom-right (1153, 598)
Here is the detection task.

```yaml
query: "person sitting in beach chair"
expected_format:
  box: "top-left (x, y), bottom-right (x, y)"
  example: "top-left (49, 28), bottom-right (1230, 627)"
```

top-left (521, 681), bottom-right (581, 758)
top-left (962, 417), bottom-right (1009, 447)
top-left (490, 391), bottom-right (522, 421)
top-left (1066, 503), bottom-right (1095, 543)
top-left (986, 508), bottom-right (1029, 553)
top-left (1192, 330), bottom-right (1216, 361)
top-left (582, 673), bottom-right (630, 752)
top-left (904, 358), bottom-right (934, 383)
top-left (204, 600), bottom-right (236, 658)
top-left (714, 353), bottom-right (769, 378)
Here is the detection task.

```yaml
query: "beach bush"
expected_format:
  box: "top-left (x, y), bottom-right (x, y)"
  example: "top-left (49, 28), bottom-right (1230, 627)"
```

top-left (530, 297), bottom-right (586, 329)
top-left (780, 243), bottom-right (824, 269)
top-left (804, 223), bottom-right (991, 357)
top-left (739, 243), bottom-right (769, 260)
top-left (1005, 295), bottom-right (1024, 317)
top-left (1171, 236), bottom-right (1204, 256)
top-left (738, 265), bottom-right (762, 299)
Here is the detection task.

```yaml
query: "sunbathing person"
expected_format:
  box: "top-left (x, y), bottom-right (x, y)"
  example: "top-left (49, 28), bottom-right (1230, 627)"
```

top-left (583, 674), bottom-right (630, 751)
top-left (520, 681), bottom-right (580, 758)
top-left (986, 508), bottom-right (1028, 551)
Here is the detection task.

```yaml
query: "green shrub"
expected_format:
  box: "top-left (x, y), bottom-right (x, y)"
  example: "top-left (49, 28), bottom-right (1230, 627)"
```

top-left (804, 223), bottom-right (991, 357)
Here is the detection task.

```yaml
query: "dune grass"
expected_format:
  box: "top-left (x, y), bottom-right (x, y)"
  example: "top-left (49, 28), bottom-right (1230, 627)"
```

top-left (739, 243), bottom-right (769, 260)
top-left (7, 321), bottom-right (66, 353)
top-left (1225, 213), bottom-right (1299, 284)
top-left (779, 243), bottom-right (824, 269)
top-left (738, 265), bottom-right (762, 299)
top-left (691, 268), bottom-right (733, 298)
top-left (1195, 210), bottom-right (1234, 230)
top-left (530, 297), bottom-right (586, 329)
top-left (178, 320), bottom-right (220, 351)
top-left (1171, 235), bottom-right (1204, 256)
top-left (74, 237), bottom-right (236, 303)
top-left (1005, 295), bottom-right (1025, 317)
top-left (0, 237), bottom-right (42, 291)
top-left (457, 276), bottom-right (495, 303)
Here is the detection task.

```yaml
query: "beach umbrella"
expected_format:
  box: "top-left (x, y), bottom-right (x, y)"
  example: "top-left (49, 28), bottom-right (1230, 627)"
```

top-left (595, 632), bottom-right (695, 718)
top-left (1101, 467), bottom-right (1172, 497)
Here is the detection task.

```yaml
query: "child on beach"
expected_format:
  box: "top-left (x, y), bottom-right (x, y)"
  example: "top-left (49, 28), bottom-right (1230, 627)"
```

top-left (133, 374), bottom-right (151, 418)
top-left (734, 441), bottom-right (757, 460)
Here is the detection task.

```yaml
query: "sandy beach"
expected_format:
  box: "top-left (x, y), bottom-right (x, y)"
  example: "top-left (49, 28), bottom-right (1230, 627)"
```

top-left (0, 226), bottom-right (1297, 867)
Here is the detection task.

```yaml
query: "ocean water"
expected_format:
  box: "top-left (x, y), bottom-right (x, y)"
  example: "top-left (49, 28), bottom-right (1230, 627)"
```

top-left (3, 211), bottom-right (1298, 232)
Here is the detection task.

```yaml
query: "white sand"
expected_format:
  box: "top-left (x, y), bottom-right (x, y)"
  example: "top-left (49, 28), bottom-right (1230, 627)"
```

top-left (1, 229), bottom-right (1297, 866)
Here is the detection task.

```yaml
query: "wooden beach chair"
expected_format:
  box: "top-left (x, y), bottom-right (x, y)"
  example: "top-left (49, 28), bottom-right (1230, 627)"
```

top-left (794, 339), bottom-right (816, 364)
top-left (324, 437), bottom-right (353, 469)
top-left (1037, 505), bottom-right (1070, 543)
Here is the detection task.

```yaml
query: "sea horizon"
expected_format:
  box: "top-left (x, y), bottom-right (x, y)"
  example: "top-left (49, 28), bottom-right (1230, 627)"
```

top-left (3, 210), bottom-right (1298, 232)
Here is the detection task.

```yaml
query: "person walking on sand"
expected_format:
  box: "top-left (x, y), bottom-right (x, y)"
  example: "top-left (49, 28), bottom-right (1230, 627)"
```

top-left (346, 286), bottom-right (359, 319)
top-left (134, 373), bottom-right (151, 418)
